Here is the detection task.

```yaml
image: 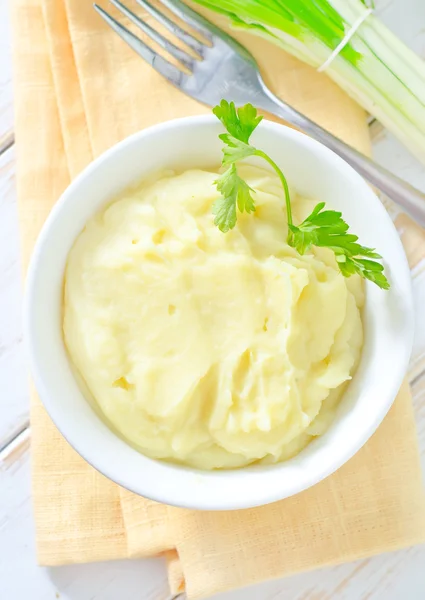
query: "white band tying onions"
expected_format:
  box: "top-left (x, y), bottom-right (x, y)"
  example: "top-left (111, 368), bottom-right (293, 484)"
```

top-left (318, 9), bottom-right (373, 72)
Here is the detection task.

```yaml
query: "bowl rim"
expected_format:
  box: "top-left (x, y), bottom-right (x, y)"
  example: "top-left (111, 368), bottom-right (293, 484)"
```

top-left (24, 114), bottom-right (414, 510)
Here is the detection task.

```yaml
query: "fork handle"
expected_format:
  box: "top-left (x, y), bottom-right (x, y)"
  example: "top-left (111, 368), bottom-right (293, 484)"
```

top-left (261, 90), bottom-right (425, 228)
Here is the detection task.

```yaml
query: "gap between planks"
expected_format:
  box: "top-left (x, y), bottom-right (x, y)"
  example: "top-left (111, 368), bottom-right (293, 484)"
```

top-left (0, 130), bottom-right (14, 156)
top-left (0, 417), bottom-right (30, 455)
top-left (0, 425), bottom-right (30, 467)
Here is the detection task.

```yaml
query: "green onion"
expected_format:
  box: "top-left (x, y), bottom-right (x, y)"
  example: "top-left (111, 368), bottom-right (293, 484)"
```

top-left (192, 0), bottom-right (425, 164)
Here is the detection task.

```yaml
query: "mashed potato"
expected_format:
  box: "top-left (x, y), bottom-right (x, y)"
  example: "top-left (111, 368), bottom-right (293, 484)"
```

top-left (63, 166), bottom-right (364, 469)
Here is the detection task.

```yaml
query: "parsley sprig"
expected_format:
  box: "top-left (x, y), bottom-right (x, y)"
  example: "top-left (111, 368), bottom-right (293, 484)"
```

top-left (212, 99), bottom-right (389, 290)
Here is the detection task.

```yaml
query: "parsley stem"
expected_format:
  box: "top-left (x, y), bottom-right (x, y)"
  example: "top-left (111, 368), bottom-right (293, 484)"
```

top-left (254, 150), bottom-right (293, 226)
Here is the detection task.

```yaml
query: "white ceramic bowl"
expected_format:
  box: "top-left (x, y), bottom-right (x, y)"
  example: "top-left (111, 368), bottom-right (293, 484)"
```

top-left (24, 116), bottom-right (413, 510)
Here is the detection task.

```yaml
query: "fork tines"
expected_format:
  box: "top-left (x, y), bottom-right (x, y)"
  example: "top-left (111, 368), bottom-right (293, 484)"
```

top-left (93, 0), bottom-right (213, 82)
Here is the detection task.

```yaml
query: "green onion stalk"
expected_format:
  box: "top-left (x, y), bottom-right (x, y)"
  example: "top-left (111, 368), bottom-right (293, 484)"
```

top-left (192, 0), bottom-right (425, 164)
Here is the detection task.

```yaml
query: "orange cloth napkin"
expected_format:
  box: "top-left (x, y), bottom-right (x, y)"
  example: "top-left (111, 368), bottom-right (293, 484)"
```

top-left (11, 0), bottom-right (425, 598)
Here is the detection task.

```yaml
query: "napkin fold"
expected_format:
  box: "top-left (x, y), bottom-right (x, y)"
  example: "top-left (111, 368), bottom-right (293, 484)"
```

top-left (11, 0), bottom-right (425, 598)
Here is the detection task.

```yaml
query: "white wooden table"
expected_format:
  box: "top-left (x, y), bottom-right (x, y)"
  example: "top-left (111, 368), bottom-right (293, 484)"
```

top-left (1, 1), bottom-right (425, 599)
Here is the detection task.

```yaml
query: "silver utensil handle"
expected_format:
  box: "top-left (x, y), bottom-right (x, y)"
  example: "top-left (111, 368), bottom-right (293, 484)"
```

top-left (262, 89), bottom-right (425, 228)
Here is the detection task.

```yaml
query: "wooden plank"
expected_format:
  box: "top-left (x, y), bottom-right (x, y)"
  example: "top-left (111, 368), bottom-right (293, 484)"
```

top-left (0, 0), bottom-right (13, 143)
top-left (0, 145), bottom-right (30, 449)
top-left (0, 431), bottom-right (172, 600)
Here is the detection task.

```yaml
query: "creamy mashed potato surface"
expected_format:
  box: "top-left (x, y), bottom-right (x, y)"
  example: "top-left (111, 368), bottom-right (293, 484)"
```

top-left (64, 166), bottom-right (364, 469)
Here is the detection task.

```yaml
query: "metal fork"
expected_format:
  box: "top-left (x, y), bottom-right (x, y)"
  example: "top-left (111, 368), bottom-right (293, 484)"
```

top-left (94, 0), bottom-right (425, 227)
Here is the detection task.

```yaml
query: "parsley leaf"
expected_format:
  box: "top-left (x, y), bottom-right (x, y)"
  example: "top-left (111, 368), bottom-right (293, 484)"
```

top-left (213, 100), bottom-right (263, 143)
top-left (219, 134), bottom-right (257, 165)
top-left (213, 164), bottom-right (256, 232)
top-left (212, 100), bottom-right (389, 290)
top-left (211, 100), bottom-right (261, 232)
top-left (289, 203), bottom-right (390, 289)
